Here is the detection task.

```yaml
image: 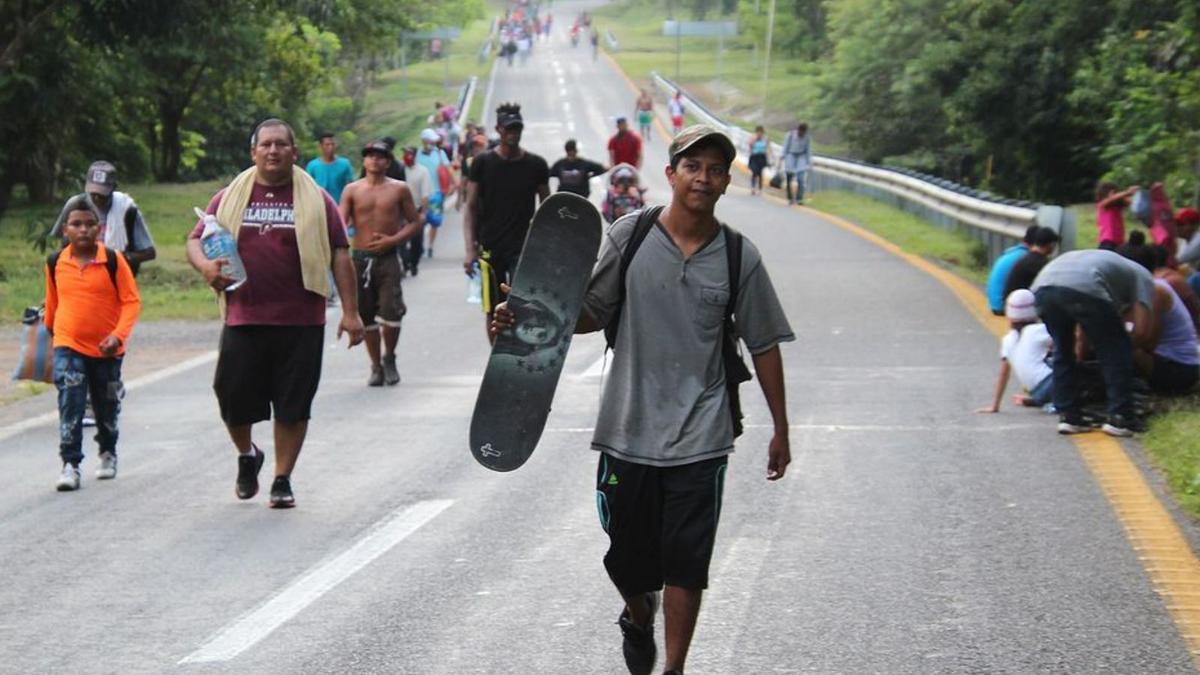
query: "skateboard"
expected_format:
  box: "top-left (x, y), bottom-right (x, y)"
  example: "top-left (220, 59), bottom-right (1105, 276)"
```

top-left (470, 192), bottom-right (602, 471)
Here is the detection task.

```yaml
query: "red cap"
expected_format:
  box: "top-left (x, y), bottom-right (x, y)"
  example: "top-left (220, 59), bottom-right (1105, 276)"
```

top-left (1177, 208), bottom-right (1200, 226)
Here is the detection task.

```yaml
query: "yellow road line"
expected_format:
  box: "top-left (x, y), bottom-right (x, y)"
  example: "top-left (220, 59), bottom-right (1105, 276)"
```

top-left (600, 50), bottom-right (1200, 669)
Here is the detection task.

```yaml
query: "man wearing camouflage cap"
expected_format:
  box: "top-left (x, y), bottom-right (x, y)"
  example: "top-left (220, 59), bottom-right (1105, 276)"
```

top-left (492, 125), bottom-right (795, 675)
top-left (49, 161), bottom-right (157, 275)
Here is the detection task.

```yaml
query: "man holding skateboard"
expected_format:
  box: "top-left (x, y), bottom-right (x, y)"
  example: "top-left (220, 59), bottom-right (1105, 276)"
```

top-left (492, 125), bottom-right (794, 674)
top-left (339, 141), bottom-right (422, 386)
top-left (462, 102), bottom-right (550, 341)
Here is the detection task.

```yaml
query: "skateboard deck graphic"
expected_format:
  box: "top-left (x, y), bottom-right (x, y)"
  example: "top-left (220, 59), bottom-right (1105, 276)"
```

top-left (470, 192), bottom-right (602, 471)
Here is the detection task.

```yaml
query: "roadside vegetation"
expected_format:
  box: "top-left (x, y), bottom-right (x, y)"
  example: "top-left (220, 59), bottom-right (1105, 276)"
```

top-left (596, 0), bottom-right (1199, 206)
top-left (0, 2), bottom-right (501, 322)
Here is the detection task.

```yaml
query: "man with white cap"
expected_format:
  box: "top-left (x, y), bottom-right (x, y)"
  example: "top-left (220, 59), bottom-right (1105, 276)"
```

top-left (416, 128), bottom-right (452, 258)
top-left (49, 160), bottom-right (157, 276)
top-left (977, 288), bottom-right (1055, 413)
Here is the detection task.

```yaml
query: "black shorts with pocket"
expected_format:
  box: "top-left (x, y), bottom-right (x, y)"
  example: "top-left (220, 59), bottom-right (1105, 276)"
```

top-left (595, 453), bottom-right (728, 593)
top-left (213, 325), bottom-right (324, 426)
top-left (353, 248), bottom-right (407, 328)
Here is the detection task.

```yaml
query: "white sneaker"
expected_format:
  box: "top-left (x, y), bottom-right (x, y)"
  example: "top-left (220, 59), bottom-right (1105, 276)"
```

top-left (56, 464), bottom-right (81, 492)
top-left (96, 452), bottom-right (118, 480)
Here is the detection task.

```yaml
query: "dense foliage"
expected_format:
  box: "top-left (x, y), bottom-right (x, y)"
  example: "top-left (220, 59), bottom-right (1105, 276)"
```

top-left (0, 0), bottom-right (483, 218)
top-left (693, 0), bottom-right (1199, 203)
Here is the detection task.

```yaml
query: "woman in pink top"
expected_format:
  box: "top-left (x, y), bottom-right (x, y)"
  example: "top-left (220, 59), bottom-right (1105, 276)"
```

top-left (1095, 180), bottom-right (1138, 250)
top-left (1148, 182), bottom-right (1179, 267)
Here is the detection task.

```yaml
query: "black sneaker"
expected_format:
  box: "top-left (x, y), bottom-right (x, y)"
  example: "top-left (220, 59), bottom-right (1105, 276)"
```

top-left (1103, 414), bottom-right (1146, 437)
top-left (269, 475), bottom-right (295, 509)
top-left (236, 445), bottom-right (265, 499)
top-left (617, 592), bottom-right (659, 675)
top-left (1057, 412), bottom-right (1095, 435)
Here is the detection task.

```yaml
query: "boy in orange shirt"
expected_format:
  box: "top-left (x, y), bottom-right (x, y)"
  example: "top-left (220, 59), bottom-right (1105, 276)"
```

top-left (45, 195), bottom-right (141, 491)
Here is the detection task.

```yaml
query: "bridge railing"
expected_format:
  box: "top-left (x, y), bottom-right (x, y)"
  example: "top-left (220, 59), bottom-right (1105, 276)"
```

top-left (648, 71), bottom-right (1075, 261)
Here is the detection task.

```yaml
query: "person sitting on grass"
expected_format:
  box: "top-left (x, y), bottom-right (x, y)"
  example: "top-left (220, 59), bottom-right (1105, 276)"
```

top-left (45, 194), bottom-right (141, 492)
top-left (977, 289), bottom-right (1054, 413)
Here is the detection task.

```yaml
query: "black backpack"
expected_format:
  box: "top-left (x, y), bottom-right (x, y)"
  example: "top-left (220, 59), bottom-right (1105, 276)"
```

top-left (603, 206), bottom-right (754, 437)
top-left (47, 245), bottom-right (121, 294)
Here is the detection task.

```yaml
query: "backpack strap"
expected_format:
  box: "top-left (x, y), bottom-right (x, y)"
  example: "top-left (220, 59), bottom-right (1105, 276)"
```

top-left (46, 250), bottom-right (62, 290)
top-left (722, 224), bottom-right (743, 329)
top-left (46, 246), bottom-right (120, 294)
top-left (604, 205), bottom-right (665, 350)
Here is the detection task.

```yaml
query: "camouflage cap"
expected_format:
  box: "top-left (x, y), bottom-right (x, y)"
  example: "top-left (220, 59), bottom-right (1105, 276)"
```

top-left (668, 125), bottom-right (737, 165)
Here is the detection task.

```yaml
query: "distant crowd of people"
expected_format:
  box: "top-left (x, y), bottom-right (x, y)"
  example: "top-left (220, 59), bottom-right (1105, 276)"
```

top-left (981, 181), bottom-right (1200, 437)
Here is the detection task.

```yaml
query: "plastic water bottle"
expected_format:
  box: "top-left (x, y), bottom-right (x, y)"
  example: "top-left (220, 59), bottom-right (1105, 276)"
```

top-left (194, 207), bottom-right (247, 291)
top-left (466, 261), bottom-right (483, 304)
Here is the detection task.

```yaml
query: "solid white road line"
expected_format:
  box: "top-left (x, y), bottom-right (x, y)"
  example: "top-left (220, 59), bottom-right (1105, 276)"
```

top-left (179, 499), bottom-right (455, 664)
top-left (0, 350), bottom-right (219, 443)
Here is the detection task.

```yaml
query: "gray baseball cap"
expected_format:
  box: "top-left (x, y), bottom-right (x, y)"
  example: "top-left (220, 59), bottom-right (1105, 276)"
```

top-left (85, 161), bottom-right (117, 196)
top-left (668, 125), bottom-right (737, 165)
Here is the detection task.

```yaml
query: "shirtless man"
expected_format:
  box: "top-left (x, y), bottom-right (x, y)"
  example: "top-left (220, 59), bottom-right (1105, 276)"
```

top-left (634, 89), bottom-right (654, 142)
top-left (340, 141), bottom-right (422, 386)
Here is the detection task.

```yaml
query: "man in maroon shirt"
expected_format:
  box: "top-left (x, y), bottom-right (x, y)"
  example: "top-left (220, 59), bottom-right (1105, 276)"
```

top-left (607, 117), bottom-right (643, 169)
top-left (186, 118), bottom-right (365, 509)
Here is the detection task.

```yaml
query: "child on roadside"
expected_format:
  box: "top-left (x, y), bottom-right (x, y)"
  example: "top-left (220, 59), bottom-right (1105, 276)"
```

top-left (977, 289), bottom-right (1054, 413)
top-left (1096, 181), bottom-right (1139, 250)
top-left (45, 194), bottom-right (140, 491)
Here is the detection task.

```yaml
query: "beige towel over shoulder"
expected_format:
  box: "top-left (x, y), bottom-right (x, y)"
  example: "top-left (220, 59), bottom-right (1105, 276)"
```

top-left (215, 166), bottom-right (332, 301)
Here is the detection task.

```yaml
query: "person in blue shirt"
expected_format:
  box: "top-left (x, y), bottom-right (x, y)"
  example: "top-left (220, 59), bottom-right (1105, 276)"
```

top-left (986, 225), bottom-right (1038, 315)
top-left (416, 128), bottom-right (454, 258)
top-left (305, 133), bottom-right (356, 205)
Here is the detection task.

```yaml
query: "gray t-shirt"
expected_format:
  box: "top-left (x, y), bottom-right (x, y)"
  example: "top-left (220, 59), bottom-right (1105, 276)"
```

top-left (49, 191), bottom-right (156, 253)
top-left (582, 214), bottom-right (795, 467)
top-left (1031, 249), bottom-right (1154, 311)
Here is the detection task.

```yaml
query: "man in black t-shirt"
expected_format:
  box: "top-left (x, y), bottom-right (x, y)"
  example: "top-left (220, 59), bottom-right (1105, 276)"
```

top-left (549, 139), bottom-right (607, 198)
top-left (1003, 226), bottom-right (1060, 300)
top-left (463, 102), bottom-right (550, 341)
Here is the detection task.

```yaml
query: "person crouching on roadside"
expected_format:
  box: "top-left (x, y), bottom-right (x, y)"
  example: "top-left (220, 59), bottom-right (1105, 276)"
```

top-left (977, 289), bottom-right (1054, 413)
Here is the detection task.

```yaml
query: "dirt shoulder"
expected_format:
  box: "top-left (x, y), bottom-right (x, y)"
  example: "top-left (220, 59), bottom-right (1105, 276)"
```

top-left (0, 320), bottom-right (222, 427)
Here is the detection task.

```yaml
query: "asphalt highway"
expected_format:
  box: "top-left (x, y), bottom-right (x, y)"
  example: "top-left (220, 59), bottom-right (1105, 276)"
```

top-left (0, 4), bottom-right (1195, 673)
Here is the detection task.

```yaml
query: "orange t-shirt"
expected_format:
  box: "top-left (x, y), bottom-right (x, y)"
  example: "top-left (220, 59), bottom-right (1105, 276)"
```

top-left (44, 244), bottom-right (141, 358)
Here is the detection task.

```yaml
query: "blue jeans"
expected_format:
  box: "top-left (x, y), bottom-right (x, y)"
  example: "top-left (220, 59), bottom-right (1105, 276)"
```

top-left (786, 170), bottom-right (807, 203)
top-left (1034, 286), bottom-right (1134, 418)
top-left (53, 347), bottom-right (123, 466)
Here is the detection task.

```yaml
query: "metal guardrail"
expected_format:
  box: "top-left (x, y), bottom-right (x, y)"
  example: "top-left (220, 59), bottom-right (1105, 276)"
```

top-left (457, 76), bottom-right (478, 124)
top-left (605, 29), bottom-right (619, 51)
top-left (648, 71), bottom-right (1076, 261)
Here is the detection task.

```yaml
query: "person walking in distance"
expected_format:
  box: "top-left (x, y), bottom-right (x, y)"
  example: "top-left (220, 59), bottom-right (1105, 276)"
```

top-left (45, 195), bottom-right (141, 491)
top-left (187, 118), bottom-right (365, 508)
top-left (781, 122), bottom-right (812, 205)
top-left (340, 142), bottom-right (422, 387)
top-left (49, 161), bottom-right (157, 275)
top-left (550, 139), bottom-right (607, 197)
top-left (747, 126), bottom-right (772, 196)
top-left (462, 102), bottom-right (550, 342)
top-left (305, 133), bottom-right (356, 206)
top-left (634, 89), bottom-right (654, 143)
top-left (608, 117), bottom-right (643, 170)
top-left (492, 125), bottom-right (795, 675)
top-left (416, 128), bottom-right (453, 259)
top-left (668, 90), bottom-right (685, 135)
top-left (399, 147), bottom-right (433, 275)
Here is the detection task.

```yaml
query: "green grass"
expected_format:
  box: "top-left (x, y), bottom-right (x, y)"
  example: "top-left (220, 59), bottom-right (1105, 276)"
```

top-left (595, 1), bottom-right (846, 155)
top-left (356, 8), bottom-right (498, 146)
top-left (1143, 395), bottom-right (1200, 518)
top-left (0, 181), bottom-right (224, 322)
top-left (805, 190), bottom-right (989, 283)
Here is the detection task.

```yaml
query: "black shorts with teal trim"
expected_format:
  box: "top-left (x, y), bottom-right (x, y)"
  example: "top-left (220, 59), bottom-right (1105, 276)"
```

top-left (595, 453), bottom-right (728, 593)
